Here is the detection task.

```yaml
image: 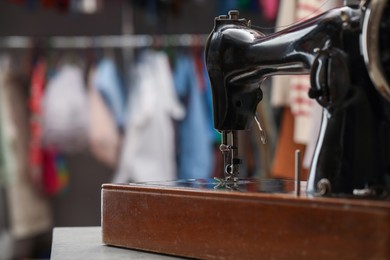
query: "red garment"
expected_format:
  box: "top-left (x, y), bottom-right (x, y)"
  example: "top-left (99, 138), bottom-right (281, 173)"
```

top-left (28, 59), bottom-right (46, 189)
top-left (42, 149), bottom-right (57, 195)
top-left (54, 152), bottom-right (69, 194)
top-left (259, 0), bottom-right (279, 21)
top-left (29, 60), bottom-right (69, 195)
top-left (42, 148), bottom-right (69, 195)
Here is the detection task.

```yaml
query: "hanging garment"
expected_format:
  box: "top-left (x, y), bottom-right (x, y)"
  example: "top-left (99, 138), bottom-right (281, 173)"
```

top-left (218, 0), bottom-right (239, 15)
top-left (28, 59), bottom-right (46, 189)
top-left (0, 57), bottom-right (14, 259)
top-left (298, 0), bottom-right (344, 166)
top-left (42, 148), bottom-right (58, 195)
top-left (270, 0), bottom-right (342, 177)
top-left (113, 50), bottom-right (185, 183)
top-left (42, 147), bottom-right (69, 196)
top-left (259, 0), bottom-right (279, 21)
top-left (34, 64), bottom-right (70, 196)
top-left (0, 57), bottom-right (17, 187)
top-left (88, 66), bottom-right (121, 168)
top-left (174, 53), bottom-right (214, 180)
top-left (93, 57), bottom-right (125, 129)
top-left (42, 64), bottom-right (89, 153)
top-left (201, 53), bottom-right (224, 178)
top-left (289, 75), bottom-right (316, 143)
top-left (0, 56), bottom-right (52, 239)
top-left (202, 54), bottom-right (221, 144)
top-left (272, 108), bottom-right (308, 180)
top-left (254, 79), bottom-right (278, 179)
top-left (303, 101), bottom-right (323, 169)
top-left (271, 0), bottom-right (341, 130)
top-left (290, 0), bottom-right (343, 159)
top-left (289, 1), bottom-right (329, 144)
top-left (270, 0), bottom-right (296, 108)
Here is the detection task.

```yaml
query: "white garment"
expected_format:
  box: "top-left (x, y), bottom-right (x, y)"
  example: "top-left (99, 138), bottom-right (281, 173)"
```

top-left (293, 0), bottom-right (343, 164)
top-left (271, 0), bottom-right (296, 107)
top-left (303, 101), bottom-right (323, 168)
top-left (289, 75), bottom-right (315, 144)
top-left (289, 0), bottom-right (336, 144)
top-left (271, 0), bottom-right (343, 168)
top-left (271, 3), bottom-right (343, 104)
top-left (43, 64), bottom-right (89, 152)
top-left (113, 50), bottom-right (185, 183)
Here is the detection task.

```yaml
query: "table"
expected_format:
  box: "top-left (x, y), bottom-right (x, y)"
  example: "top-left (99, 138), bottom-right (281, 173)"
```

top-left (51, 227), bottom-right (183, 259)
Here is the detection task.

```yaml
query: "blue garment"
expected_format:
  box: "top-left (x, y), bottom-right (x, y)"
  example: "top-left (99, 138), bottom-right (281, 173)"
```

top-left (218, 0), bottom-right (239, 16)
top-left (174, 54), bottom-right (214, 180)
top-left (202, 57), bottom-right (221, 143)
top-left (114, 50), bottom-right (185, 183)
top-left (94, 58), bottom-right (125, 129)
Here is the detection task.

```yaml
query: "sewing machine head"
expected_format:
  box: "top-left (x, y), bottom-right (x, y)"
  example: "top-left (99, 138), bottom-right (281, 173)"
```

top-left (205, 0), bottom-right (390, 197)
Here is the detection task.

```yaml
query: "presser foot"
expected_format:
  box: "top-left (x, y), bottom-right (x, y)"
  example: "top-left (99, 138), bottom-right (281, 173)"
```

top-left (220, 130), bottom-right (241, 182)
top-left (213, 177), bottom-right (240, 190)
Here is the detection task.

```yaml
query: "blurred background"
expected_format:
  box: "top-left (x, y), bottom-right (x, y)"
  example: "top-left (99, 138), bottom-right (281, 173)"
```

top-left (0, 0), bottom-right (341, 259)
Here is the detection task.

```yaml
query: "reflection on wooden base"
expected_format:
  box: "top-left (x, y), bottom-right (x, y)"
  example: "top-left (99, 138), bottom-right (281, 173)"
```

top-left (101, 181), bottom-right (390, 259)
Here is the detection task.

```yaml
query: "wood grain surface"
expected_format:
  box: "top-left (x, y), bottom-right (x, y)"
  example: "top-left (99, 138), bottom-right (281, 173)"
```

top-left (102, 183), bottom-right (390, 260)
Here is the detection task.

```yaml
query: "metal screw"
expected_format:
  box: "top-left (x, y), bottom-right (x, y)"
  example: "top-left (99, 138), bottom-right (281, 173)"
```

top-left (295, 150), bottom-right (301, 197)
top-left (228, 10), bottom-right (239, 20)
top-left (317, 178), bottom-right (332, 196)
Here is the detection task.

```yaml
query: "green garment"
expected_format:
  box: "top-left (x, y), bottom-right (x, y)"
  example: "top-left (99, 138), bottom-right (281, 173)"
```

top-left (0, 57), bottom-right (17, 186)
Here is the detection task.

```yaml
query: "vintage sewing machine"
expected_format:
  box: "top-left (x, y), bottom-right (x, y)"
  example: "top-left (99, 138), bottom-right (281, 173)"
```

top-left (206, 0), bottom-right (390, 198)
top-left (102, 1), bottom-right (390, 258)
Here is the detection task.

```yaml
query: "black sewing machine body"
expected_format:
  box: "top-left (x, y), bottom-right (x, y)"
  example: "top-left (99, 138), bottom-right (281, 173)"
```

top-left (205, 1), bottom-right (390, 197)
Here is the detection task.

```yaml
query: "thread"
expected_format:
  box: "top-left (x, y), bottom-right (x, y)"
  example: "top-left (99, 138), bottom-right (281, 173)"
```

top-left (251, 0), bottom-right (333, 31)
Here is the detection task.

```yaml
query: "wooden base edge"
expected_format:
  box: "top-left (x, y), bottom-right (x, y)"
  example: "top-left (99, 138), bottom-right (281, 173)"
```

top-left (102, 183), bottom-right (390, 259)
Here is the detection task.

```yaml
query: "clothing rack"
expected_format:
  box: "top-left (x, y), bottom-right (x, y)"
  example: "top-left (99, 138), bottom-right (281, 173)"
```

top-left (0, 34), bottom-right (209, 49)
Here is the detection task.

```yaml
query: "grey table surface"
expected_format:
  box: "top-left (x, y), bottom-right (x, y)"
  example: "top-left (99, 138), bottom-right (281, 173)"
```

top-left (51, 227), bottom-right (184, 259)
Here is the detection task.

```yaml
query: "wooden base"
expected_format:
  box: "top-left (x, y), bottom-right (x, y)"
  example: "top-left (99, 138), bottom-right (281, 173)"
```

top-left (102, 180), bottom-right (390, 259)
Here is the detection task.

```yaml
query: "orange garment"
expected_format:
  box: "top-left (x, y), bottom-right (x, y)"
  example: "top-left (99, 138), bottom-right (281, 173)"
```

top-left (271, 107), bottom-right (308, 180)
